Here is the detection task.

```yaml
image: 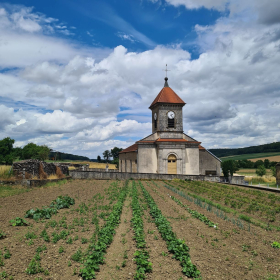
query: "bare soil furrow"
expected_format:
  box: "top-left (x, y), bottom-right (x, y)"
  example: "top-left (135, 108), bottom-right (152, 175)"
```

top-left (137, 187), bottom-right (186, 280)
top-left (142, 180), bottom-right (280, 280)
top-left (97, 194), bottom-right (137, 280)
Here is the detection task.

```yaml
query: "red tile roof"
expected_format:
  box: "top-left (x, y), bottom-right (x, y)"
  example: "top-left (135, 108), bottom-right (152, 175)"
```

top-left (149, 87), bottom-right (186, 109)
top-left (119, 143), bottom-right (138, 153)
top-left (120, 139), bottom-right (202, 154)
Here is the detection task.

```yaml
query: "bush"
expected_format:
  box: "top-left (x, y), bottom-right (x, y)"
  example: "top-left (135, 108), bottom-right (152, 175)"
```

top-left (256, 165), bottom-right (266, 177)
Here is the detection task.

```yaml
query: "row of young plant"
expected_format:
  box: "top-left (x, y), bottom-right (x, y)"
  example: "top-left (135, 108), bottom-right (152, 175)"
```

top-left (131, 181), bottom-right (152, 279)
top-left (149, 181), bottom-right (218, 228)
top-left (171, 179), bottom-right (280, 225)
top-left (80, 180), bottom-right (129, 279)
top-left (163, 182), bottom-right (253, 232)
top-left (139, 181), bottom-right (201, 279)
top-left (25, 195), bottom-right (75, 221)
top-left (170, 196), bottom-right (218, 228)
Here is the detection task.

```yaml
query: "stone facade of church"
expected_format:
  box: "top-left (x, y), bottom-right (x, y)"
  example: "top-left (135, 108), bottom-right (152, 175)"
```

top-left (119, 77), bottom-right (221, 175)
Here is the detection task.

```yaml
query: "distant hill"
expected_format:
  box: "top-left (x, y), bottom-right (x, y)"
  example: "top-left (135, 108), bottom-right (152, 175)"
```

top-left (209, 142), bottom-right (280, 158)
top-left (49, 151), bottom-right (90, 161)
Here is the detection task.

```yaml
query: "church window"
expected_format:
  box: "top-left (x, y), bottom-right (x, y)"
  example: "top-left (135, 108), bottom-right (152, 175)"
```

top-left (168, 117), bottom-right (174, 128)
top-left (167, 111), bottom-right (175, 128)
top-left (154, 119), bottom-right (157, 129)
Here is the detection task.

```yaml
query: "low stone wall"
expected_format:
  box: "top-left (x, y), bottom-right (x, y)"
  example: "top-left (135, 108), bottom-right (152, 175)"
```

top-left (13, 159), bottom-right (69, 178)
top-left (87, 168), bottom-right (118, 172)
top-left (276, 163), bottom-right (280, 185)
top-left (22, 177), bottom-right (71, 188)
top-left (220, 176), bottom-right (245, 185)
top-left (69, 170), bottom-right (220, 182)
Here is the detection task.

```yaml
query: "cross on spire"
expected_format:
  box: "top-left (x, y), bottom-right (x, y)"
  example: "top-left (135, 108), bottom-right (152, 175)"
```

top-left (163, 64), bottom-right (170, 87)
top-left (163, 64), bottom-right (170, 78)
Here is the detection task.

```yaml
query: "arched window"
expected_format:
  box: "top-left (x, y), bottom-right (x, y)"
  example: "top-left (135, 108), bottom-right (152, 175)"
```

top-left (168, 117), bottom-right (174, 128)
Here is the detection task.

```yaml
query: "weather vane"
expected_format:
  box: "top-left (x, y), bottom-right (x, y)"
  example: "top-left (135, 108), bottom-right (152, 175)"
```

top-left (163, 64), bottom-right (170, 78)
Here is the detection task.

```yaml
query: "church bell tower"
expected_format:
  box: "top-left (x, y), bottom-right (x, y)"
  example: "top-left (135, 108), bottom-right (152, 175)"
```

top-left (149, 76), bottom-right (186, 138)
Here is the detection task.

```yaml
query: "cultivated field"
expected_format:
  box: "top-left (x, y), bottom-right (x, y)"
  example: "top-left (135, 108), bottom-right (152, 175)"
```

top-left (0, 179), bottom-right (280, 279)
top-left (220, 152), bottom-right (280, 161)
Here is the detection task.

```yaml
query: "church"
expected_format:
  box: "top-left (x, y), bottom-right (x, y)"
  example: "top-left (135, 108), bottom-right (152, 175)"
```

top-left (119, 76), bottom-right (221, 175)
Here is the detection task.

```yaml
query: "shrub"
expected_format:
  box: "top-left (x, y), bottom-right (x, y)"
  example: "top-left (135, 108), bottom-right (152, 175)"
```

top-left (56, 166), bottom-right (65, 179)
top-left (9, 217), bottom-right (28, 226)
top-left (256, 165), bottom-right (266, 177)
top-left (39, 163), bottom-right (47, 179)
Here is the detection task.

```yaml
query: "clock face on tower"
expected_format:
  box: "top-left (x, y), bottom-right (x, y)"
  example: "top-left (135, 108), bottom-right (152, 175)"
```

top-left (154, 113), bottom-right (157, 120)
top-left (167, 111), bottom-right (175, 119)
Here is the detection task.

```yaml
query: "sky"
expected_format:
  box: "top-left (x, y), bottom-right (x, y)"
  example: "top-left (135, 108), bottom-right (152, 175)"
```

top-left (0, 0), bottom-right (280, 159)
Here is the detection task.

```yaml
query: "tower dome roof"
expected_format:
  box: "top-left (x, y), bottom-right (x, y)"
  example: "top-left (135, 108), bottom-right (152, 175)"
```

top-left (149, 78), bottom-right (186, 109)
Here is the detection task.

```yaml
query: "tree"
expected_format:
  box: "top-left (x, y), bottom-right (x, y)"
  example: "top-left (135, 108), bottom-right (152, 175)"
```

top-left (102, 150), bottom-right (111, 161)
top-left (110, 147), bottom-right (123, 160)
top-left (264, 159), bottom-right (270, 169)
top-left (38, 145), bottom-right (50, 161)
top-left (256, 165), bottom-right (266, 177)
top-left (97, 155), bottom-right (101, 163)
top-left (22, 143), bottom-right (50, 160)
top-left (270, 166), bottom-right (276, 178)
top-left (0, 137), bottom-right (15, 165)
top-left (254, 160), bottom-right (264, 168)
top-left (22, 143), bottom-right (40, 160)
top-left (221, 160), bottom-right (239, 180)
top-left (112, 158), bottom-right (119, 169)
top-left (12, 147), bottom-right (22, 159)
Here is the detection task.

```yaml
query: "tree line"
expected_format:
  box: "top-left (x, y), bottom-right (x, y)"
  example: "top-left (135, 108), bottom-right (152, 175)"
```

top-left (97, 147), bottom-right (123, 166)
top-left (0, 137), bottom-right (50, 165)
top-left (0, 137), bottom-right (90, 165)
top-left (209, 141), bottom-right (280, 158)
top-left (221, 158), bottom-right (277, 179)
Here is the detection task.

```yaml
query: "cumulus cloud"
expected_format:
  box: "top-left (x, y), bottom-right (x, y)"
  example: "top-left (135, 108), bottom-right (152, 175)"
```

top-left (1, 2), bottom-right (280, 157)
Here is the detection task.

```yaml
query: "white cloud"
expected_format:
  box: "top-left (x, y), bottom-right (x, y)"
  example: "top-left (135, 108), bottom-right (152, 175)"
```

top-left (1, 2), bottom-right (280, 157)
top-left (116, 32), bottom-right (137, 43)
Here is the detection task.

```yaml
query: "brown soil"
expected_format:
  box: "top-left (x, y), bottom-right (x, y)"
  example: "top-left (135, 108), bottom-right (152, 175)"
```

top-left (143, 181), bottom-right (280, 280)
top-left (1, 179), bottom-right (280, 280)
top-left (97, 191), bottom-right (137, 280)
top-left (0, 179), bottom-right (121, 279)
top-left (138, 189), bottom-right (185, 280)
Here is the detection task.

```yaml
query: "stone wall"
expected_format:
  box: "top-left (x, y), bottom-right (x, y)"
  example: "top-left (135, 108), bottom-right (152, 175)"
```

top-left (69, 170), bottom-right (221, 182)
top-left (87, 168), bottom-right (118, 172)
top-left (13, 159), bottom-right (68, 178)
top-left (276, 163), bottom-right (280, 185)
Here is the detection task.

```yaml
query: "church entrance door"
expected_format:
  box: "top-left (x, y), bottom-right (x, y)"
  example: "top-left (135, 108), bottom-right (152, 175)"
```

top-left (168, 154), bottom-right (177, 174)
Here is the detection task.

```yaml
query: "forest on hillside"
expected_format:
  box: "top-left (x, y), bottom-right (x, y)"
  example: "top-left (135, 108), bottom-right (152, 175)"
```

top-left (209, 142), bottom-right (280, 158)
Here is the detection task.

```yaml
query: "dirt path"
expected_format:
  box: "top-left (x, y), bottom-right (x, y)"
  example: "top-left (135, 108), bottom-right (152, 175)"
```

top-left (142, 181), bottom-right (280, 280)
top-left (97, 193), bottom-right (137, 280)
top-left (138, 186), bottom-right (185, 280)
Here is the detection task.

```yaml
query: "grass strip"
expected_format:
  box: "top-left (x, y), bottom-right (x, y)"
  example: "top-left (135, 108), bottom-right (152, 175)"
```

top-left (80, 180), bottom-right (129, 280)
top-left (131, 181), bottom-right (152, 279)
top-left (139, 181), bottom-right (201, 279)
top-left (170, 196), bottom-right (218, 228)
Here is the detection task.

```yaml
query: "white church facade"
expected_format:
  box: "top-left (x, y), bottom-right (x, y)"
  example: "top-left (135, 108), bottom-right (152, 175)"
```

top-left (119, 77), bottom-right (221, 175)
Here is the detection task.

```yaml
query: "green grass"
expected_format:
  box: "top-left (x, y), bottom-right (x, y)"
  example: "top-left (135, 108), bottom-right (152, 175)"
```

top-left (220, 152), bottom-right (280, 161)
top-left (0, 185), bottom-right (30, 198)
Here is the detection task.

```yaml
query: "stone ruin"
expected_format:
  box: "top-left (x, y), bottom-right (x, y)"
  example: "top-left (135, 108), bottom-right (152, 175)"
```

top-left (13, 159), bottom-right (69, 179)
